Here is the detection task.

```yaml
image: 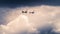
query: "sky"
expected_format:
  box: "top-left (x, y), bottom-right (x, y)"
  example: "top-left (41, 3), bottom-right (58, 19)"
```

top-left (0, 0), bottom-right (60, 34)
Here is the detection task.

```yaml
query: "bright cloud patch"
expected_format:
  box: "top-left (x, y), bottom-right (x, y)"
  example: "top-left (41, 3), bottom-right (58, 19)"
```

top-left (0, 5), bottom-right (60, 34)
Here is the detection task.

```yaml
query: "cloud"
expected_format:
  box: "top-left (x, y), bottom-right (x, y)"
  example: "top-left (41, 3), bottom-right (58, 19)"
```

top-left (1, 14), bottom-right (38, 34)
top-left (0, 5), bottom-right (60, 34)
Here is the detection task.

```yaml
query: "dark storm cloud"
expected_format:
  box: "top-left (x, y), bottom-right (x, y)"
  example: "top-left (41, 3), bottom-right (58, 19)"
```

top-left (0, 0), bottom-right (60, 8)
